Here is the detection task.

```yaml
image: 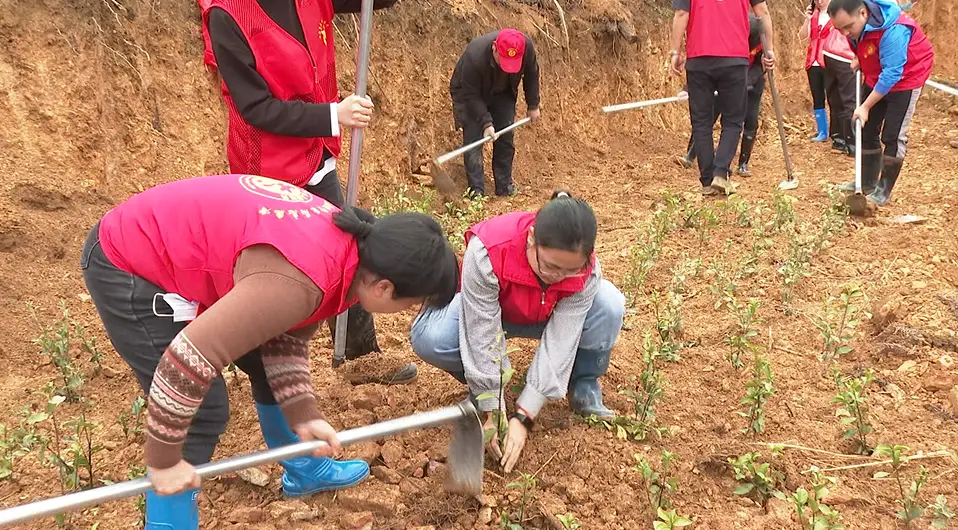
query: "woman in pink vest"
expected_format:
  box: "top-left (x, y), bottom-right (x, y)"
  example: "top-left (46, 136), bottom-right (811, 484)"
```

top-left (81, 174), bottom-right (458, 530)
top-left (821, 0), bottom-right (859, 156)
top-left (801, 0), bottom-right (834, 142)
top-left (410, 192), bottom-right (626, 473)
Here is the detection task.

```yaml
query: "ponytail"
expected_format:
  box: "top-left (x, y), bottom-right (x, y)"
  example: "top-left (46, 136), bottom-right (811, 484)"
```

top-left (533, 189), bottom-right (597, 256)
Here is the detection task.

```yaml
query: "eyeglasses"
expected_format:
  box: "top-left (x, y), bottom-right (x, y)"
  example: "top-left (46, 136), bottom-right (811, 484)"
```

top-left (533, 245), bottom-right (588, 279)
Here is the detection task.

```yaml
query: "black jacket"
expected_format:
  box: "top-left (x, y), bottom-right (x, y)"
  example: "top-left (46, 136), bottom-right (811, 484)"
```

top-left (449, 30), bottom-right (540, 129)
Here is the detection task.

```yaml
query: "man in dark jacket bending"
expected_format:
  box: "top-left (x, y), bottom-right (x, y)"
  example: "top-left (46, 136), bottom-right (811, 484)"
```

top-left (450, 28), bottom-right (541, 197)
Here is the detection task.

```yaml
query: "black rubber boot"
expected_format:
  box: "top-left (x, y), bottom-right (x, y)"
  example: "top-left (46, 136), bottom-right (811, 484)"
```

top-left (868, 156), bottom-right (903, 206)
top-left (676, 136), bottom-right (695, 168)
top-left (838, 148), bottom-right (881, 194)
top-left (842, 118), bottom-right (855, 158)
top-left (736, 132), bottom-right (756, 177)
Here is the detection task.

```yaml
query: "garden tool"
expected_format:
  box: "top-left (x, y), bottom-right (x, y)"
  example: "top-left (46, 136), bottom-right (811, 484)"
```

top-left (429, 117), bottom-right (531, 197)
top-left (601, 93), bottom-right (689, 114)
top-left (846, 71), bottom-right (867, 216)
top-left (926, 79), bottom-right (958, 97)
top-left (768, 70), bottom-right (798, 190)
top-left (333, 0), bottom-right (375, 369)
top-left (0, 400), bottom-right (484, 527)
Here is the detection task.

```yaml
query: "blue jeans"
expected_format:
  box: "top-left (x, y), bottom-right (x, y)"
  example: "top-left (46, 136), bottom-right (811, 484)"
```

top-left (410, 279), bottom-right (625, 379)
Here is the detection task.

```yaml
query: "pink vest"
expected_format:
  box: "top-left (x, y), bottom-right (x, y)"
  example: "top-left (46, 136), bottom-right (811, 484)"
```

top-left (465, 212), bottom-right (594, 326)
top-left (98, 174), bottom-right (358, 329)
top-left (686, 0), bottom-right (750, 60)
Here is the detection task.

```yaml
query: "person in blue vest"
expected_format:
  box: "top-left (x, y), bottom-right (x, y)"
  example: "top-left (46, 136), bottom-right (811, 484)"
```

top-left (828, 0), bottom-right (934, 207)
top-left (669, 0), bottom-right (775, 195)
top-left (409, 192), bottom-right (625, 473)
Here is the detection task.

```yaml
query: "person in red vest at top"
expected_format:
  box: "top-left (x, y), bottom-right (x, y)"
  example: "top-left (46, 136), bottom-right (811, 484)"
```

top-left (197, 0), bottom-right (417, 422)
top-left (409, 192), bottom-right (626, 473)
top-left (801, 0), bottom-right (838, 143)
top-left (676, 14), bottom-right (766, 177)
top-left (820, 0), bottom-right (859, 156)
top-left (828, 0), bottom-right (934, 207)
top-left (669, 0), bottom-right (776, 196)
top-left (80, 175), bottom-right (458, 530)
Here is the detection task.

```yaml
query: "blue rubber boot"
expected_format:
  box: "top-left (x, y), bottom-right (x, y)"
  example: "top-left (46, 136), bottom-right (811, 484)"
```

top-left (255, 403), bottom-right (369, 497)
top-left (567, 348), bottom-right (616, 420)
top-left (812, 109), bottom-right (829, 142)
top-left (145, 489), bottom-right (199, 530)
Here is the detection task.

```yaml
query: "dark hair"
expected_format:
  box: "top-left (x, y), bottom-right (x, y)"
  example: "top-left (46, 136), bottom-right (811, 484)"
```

top-left (828, 0), bottom-right (864, 16)
top-left (532, 190), bottom-right (597, 256)
top-left (333, 206), bottom-right (458, 307)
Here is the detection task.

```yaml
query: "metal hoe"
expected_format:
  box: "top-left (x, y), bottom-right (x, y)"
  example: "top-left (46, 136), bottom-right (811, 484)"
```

top-left (768, 70), bottom-right (798, 190)
top-left (333, 0), bottom-right (375, 368)
top-left (0, 400), bottom-right (484, 527)
top-left (846, 70), bottom-right (867, 216)
top-left (434, 117), bottom-right (532, 165)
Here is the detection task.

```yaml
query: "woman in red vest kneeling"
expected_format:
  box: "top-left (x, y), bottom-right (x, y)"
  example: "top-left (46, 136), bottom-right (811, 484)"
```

top-left (80, 174), bottom-right (458, 530)
top-left (410, 191), bottom-right (625, 473)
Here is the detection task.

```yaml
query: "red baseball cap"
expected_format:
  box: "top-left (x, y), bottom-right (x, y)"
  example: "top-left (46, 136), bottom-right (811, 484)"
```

top-left (494, 29), bottom-right (525, 73)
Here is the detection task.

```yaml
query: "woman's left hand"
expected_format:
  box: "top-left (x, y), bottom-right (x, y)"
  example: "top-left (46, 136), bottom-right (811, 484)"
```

top-left (500, 418), bottom-right (528, 473)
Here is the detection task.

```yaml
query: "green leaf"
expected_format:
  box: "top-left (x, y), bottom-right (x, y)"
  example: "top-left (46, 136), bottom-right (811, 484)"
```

top-left (501, 368), bottom-right (515, 386)
top-left (26, 412), bottom-right (49, 425)
top-left (734, 483), bottom-right (755, 495)
top-left (653, 522), bottom-right (668, 530)
top-left (836, 346), bottom-right (853, 355)
top-left (474, 392), bottom-right (496, 402)
top-left (872, 471), bottom-right (891, 479)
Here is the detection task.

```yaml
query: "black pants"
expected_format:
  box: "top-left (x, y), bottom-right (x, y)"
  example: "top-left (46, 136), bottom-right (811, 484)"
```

top-left (744, 76), bottom-right (765, 138)
top-left (304, 167), bottom-right (380, 360)
top-left (824, 56), bottom-right (857, 142)
top-left (457, 91), bottom-right (517, 196)
top-left (687, 65), bottom-right (748, 185)
top-left (860, 85), bottom-right (922, 160)
top-left (81, 224), bottom-right (275, 465)
top-left (807, 65), bottom-right (827, 110)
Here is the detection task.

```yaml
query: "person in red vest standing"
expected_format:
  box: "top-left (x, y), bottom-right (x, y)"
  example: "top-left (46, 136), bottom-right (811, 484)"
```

top-left (669, 0), bottom-right (776, 196)
top-left (829, 0), bottom-right (934, 207)
top-left (81, 174), bottom-right (458, 530)
top-left (676, 14), bottom-right (766, 177)
top-left (197, 0), bottom-right (418, 439)
top-left (821, 0), bottom-right (859, 156)
top-left (801, 0), bottom-right (836, 143)
top-left (409, 192), bottom-right (626, 473)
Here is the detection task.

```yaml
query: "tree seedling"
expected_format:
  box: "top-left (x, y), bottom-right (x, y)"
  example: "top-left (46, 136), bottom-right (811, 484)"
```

top-left (814, 285), bottom-right (867, 362)
top-left (651, 290), bottom-right (683, 363)
top-left (725, 298), bottom-right (760, 370)
top-left (476, 336), bottom-right (521, 460)
top-left (30, 301), bottom-right (88, 402)
top-left (633, 451), bottom-right (679, 514)
top-left (775, 468), bottom-right (845, 530)
top-left (873, 444), bottom-right (927, 526)
top-left (729, 451), bottom-right (783, 508)
top-left (739, 353), bottom-right (774, 435)
top-left (777, 226), bottom-right (814, 313)
top-left (555, 513), bottom-right (581, 530)
top-left (118, 396), bottom-right (147, 441)
top-left (653, 508), bottom-right (693, 530)
top-left (928, 495), bottom-right (955, 529)
top-left (500, 472), bottom-right (538, 529)
top-left (832, 369), bottom-right (874, 454)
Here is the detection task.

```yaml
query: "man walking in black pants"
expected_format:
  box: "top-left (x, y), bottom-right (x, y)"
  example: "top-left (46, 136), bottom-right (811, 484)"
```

top-left (450, 29), bottom-right (540, 198)
top-left (669, 0), bottom-right (776, 196)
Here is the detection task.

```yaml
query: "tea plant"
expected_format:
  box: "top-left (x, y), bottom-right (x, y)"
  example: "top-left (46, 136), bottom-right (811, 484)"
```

top-left (624, 200), bottom-right (680, 302)
top-left (500, 472), bottom-right (538, 529)
top-left (653, 509), bottom-right (693, 530)
top-left (721, 195), bottom-right (753, 228)
top-left (371, 184), bottom-right (486, 253)
top-left (118, 396), bottom-right (147, 441)
top-left (555, 513), bottom-right (581, 530)
top-left (774, 468), bottom-right (844, 530)
top-left (832, 369), bottom-right (874, 454)
top-left (651, 290), bottom-right (683, 363)
top-left (592, 332), bottom-right (666, 441)
top-left (30, 302), bottom-right (88, 402)
top-left (874, 444), bottom-right (926, 526)
top-left (739, 353), bottom-right (774, 435)
top-left (729, 451), bottom-right (783, 507)
top-left (476, 338), bottom-right (521, 458)
top-left (31, 384), bottom-right (104, 493)
top-left (777, 226), bottom-right (814, 312)
top-left (0, 413), bottom-right (40, 480)
top-left (771, 191), bottom-right (797, 231)
top-left (929, 495), bottom-right (955, 529)
top-left (811, 187), bottom-right (850, 252)
top-left (683, 205), bottom-right (719, 250)
top-left (708, 261), bottom-right (738, 311)
top-left (725, 298), bottom-right (760, 369)
top-left (633, 451), bottom-right (679, 514)
top-left (814, 285), bottom-right (867, 362)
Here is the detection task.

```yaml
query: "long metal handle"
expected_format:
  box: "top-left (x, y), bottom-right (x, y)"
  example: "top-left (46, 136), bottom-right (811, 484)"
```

top-left (601, 95), bottom-right (687, 114)
top-left (0, 401), bottom-right (475, 527)
top-left (333, 0), bottom-right (375, 367)
top-left (926, 79), bottom-right (958, 97)
top-left (435, 117), bottom-right (531, 165)
top-left (854, 70), bottom-right (862, 194)
top-left (767, 70), bottom-right (795, 180)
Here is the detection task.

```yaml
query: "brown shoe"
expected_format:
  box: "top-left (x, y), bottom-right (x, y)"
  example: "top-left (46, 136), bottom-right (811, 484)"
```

top-left (710, 175), bottom-right (733, 195)
top-left (701, 185), bottom-right (718, 196)
top-left (339, 355), bottom-right (419, 386)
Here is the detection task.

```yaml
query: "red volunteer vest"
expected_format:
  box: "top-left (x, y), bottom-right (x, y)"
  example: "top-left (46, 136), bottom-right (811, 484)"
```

top-left (805, 11), bottom-right (832, 70)
top-left (199, 0), bottom-right (341, 187)
top-left (465, 212), bottom-right (594, 326)
top-left (857, 14), bottom-right (934, 91)
top-left (98, 174), bottom-right (358, 329)
top-left (687, 0), bottom-right (750, 59)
